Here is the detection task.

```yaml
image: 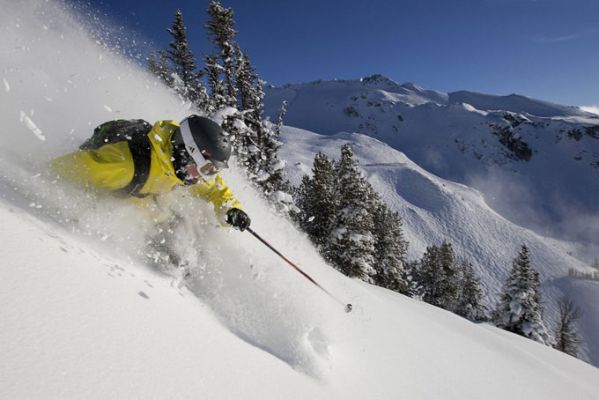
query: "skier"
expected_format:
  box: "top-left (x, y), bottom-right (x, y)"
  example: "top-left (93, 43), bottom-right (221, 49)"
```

top-left (51, 115), bottom-right (251, 264)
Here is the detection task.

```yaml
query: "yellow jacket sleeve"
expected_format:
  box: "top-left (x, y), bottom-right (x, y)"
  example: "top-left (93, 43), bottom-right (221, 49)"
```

top-left (49, 142), bottom-right (134, 192)
top-left (188, 174), bottom-right (242, 214)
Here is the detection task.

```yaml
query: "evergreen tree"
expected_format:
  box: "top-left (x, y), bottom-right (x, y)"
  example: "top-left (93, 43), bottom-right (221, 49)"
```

top-left (229, 47), bottom-right (262, 174)
top-left (326, 144), bottom-right (377, 282)
top-left (256, 119), bottom-right (288, 196)
top-left (206, 0), bottom-right (238, 107)
top-left (372, 202), bottom-right (409, 294)
top-left (553, 296), bottom-right (582, 358)
top-left (205, 54), bottom-right (229, 113)
top-left (415, 241), bottom-right (460, 311)
top-left (204, 54), bottom-right (228, 113)
top-left (296, 153), bottom-right (337, 248)
top-left (454, 260), bottom-right (486, 321)
top-left (274, 100), bottom-right (288, 138)
top-left (250, 79), bottom-right (266, 131)
top-left (494, 245), bottom-right (551, 344)
top-left (262, 100), bottom-right (290, 197)
top-left (147, 50), bottom-right (173, 86)
top-left (235, 46), bottom-right (256, 114)
top-left (165, 10), bottom-right (206, 108)
top-left (404, 260), bottom-right (421, 297)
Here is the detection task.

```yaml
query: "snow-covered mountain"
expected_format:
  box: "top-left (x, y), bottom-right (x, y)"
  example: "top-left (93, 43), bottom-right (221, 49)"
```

top-left (264, 76), bottom-right (599, 257)
top-left (1, 0), bottom-right (599, 398)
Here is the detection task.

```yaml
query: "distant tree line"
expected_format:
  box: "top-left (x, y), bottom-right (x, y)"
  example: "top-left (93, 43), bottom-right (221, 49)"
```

top-left (568, 268), bottom-right (599, 282)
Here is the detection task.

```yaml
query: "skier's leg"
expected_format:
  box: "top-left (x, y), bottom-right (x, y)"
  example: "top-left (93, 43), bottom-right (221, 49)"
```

top-left (145, 213), bottom-right (184, 269)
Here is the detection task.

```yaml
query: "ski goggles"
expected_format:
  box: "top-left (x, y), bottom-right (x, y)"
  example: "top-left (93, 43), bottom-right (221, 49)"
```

top-left (198, 160), bottom-right (219, 177)
top-left (184, 160), bottom-right (219, 184)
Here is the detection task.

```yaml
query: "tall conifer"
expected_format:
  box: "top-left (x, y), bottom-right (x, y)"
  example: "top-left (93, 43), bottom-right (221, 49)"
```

top-left (166, 10), bottom-right (206, 108)
top-left (206, 0), bottom-right (238, 107)
top-left (296, 153), bottom-right (337, 248)
top-left (415, 241), bottom-right (460, 310)
top-left (326, 144), bottom-right (377, 281)
top-left (455, 260), bottom-right (486, 320)
top-left (147, 50), bottom-right (174, 86)
top-left (372, 203), bottom-right (409, 294)
top-left (494, 245), bottom-right (551, 344)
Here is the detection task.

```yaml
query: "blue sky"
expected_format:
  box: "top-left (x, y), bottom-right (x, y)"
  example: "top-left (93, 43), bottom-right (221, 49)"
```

top-left (83, 0), bottom-right (599, 106)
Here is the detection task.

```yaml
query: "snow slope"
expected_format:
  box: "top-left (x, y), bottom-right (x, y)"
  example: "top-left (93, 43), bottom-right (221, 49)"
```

top-left (1, 1), bottom-right (599, 398)
top-left (2, 193), bottom-right (599, 399)
top-left (279, 126), bottom-right (599, 366)
top-left (264, 76), bottom-right (599, 256)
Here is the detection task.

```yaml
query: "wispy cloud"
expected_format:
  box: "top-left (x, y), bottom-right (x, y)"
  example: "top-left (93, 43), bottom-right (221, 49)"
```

top-left (533, 28), bottom-right (599, 43)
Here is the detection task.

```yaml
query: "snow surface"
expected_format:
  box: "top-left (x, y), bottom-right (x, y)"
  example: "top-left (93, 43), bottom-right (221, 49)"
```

top-left (2, 196), bottom-right (599, 399)
top-left (1, 0), bottom-right (599, 398)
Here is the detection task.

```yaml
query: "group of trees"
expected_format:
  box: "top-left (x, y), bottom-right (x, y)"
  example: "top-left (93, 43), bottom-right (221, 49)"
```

top-left (494, 245), bottom-right (583, 357)
top-left (408, 241), bottom-right (486, 321)
top-left (294, 144), bottom-right (409, 294)
top-left (147, 1), bottom-right (292, 211)
top-left (410, 243), bottom-right (583, 357)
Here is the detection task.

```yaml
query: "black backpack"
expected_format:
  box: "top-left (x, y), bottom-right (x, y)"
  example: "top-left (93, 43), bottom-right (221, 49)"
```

top-left (80, 119), bottom-right (153, 197)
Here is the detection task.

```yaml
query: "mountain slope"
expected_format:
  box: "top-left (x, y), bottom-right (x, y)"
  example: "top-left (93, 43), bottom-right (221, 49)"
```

top-left (279, 126), bottom-right (599, 366)
top-left (264, 77), bottom-right (599, 255)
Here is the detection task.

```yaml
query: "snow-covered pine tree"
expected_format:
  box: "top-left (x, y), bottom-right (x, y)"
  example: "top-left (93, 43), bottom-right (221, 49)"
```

top-left (404, 260), bottom-right (421, 297)
top-left (147, 50), bottom-right (173, 87)
top-left (230, 48), bottom-right (262, 171)
top-left (415, 241), bottom-right (460, 311)
top-left (553, 296), bottom-right (583, 358)
top-left (165, 10), bottom-right (207, 109)
top-left (235, 46), bottom-right (256, 115)
top-left (264, 100), bottom-right (290, 196)
top-left (205, 54), bottom-right (228, 113)
top-left (232, 51), bottom-right (293, 209)
top-left (296, 152), bottom-right (337, 248)
top-left (494, 245), bottom-right (551, 344)
top-left (249, 78), bottom-right (266, 138)
top-left (454, 260), bottom-right (486, 321)
top-left (256, 119), bottom-right (292, 205)
top-left (371, 202), bottom-right (409, 294)
top-left (326, 144), bottom-right (377, 282)
top-left (206, 0), bottom-right (237, 108)
top-left (274, 100), bottom-right (288, 138)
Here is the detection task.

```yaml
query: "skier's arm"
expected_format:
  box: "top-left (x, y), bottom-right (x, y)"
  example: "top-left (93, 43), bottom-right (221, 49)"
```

top-left (188, 174), bottom-right (242, 215)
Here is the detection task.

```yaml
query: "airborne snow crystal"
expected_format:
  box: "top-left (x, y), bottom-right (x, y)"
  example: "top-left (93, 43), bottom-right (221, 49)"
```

top-left (19, 111), bottom-right (45, 141)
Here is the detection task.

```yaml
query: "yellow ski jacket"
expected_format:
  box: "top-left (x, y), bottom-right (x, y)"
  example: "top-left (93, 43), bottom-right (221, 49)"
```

top-left (50, 120), bottom-right (241, 216)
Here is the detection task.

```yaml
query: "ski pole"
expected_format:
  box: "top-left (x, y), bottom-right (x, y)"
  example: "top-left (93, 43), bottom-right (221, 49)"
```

top-left (245, 227), bottom-right (352, 313)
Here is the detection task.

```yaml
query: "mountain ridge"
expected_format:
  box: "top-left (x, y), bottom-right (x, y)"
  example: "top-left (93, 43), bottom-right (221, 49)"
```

top-left (264, 75), bottom-right (599, 256)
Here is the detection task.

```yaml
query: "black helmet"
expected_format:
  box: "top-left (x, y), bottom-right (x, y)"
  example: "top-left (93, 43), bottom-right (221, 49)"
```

top-left (177, 115), bottom-right (231, 168)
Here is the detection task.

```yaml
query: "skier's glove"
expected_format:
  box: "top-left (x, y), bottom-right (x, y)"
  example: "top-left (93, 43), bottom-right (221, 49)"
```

top-left (226, 208), bottom-right (251, 231)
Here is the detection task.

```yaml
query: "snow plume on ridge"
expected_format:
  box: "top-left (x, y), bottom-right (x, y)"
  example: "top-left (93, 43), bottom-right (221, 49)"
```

top-left (0, 0), bottom-right (338, 377)
top-left (580, 105), bottom-right (599, 116)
